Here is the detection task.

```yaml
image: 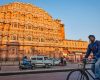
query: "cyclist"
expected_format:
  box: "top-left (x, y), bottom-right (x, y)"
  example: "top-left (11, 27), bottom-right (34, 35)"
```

top-left (83, 35), bottom-right (100, 80)
top-left (22, 56), bottom-right (31, 65)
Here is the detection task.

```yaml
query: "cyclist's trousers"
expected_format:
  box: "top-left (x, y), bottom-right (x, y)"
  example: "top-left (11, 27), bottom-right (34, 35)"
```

top-left (91, 58), bottom-right (100, 79)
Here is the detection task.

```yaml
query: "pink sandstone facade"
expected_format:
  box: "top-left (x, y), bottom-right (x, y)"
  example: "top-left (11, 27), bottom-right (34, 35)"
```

top-left (0, 2), bottom-right (88, 61)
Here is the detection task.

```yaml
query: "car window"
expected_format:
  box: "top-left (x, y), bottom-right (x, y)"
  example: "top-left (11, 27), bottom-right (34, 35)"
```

top-left (44, 57), bottom-right (48, 60)
top-left (37, 58), bottom-right (43, 60)
top-left (31, 58), bottom-right (36, 60)
top-left (48, 58), bottom-right (51, 60)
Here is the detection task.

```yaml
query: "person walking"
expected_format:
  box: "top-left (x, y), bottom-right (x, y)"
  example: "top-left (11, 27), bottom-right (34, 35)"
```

top-left (63, 57), bottom-right (67, 66)
top-left (60, 57), bottom-right (64, 66)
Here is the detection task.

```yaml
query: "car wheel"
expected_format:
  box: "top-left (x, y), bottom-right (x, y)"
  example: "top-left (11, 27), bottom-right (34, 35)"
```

top-left (45, 64), bottom-right (49, 68)
top-left (31, 64), bottom-right (35, 70)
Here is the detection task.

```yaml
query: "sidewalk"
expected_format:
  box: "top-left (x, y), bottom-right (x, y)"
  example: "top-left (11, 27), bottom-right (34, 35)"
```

top-left (0, 61), bottom-right (19, 66)
top-left (0, 67), bottom-right (79, 76)
top-left (0, 63), bottom-right (91, 76)
top-left (0, 63), bottom-right (79, 72)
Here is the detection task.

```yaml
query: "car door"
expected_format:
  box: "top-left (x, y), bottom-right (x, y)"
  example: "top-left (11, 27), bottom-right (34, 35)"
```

top-left (36, 57), bottom-right (44, 66)
top-left (31, 57), bottom-right (37, 64)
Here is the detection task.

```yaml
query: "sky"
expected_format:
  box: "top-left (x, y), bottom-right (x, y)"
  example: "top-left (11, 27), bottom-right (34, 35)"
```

top-left (0, 0), bottom-right (100, 41)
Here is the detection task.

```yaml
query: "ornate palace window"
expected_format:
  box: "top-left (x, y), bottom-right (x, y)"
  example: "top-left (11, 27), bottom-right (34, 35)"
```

top-left (25, 24), bottom-right (28, 29)
top-left (75, 43), bottom-right (77, 46)
top-left (0, 31), bottom-right (2, 40)
top-left (12, 22), bottom-right (18, 28)
top-left (0, 23), bottom-right (3, 29)
top-left (3, 32), bottom-right (8, 40)
top-left (11, 35), bottom-right (18, 40)
top-left (41, 28), bottom-right (43, 31)
top-left (27, 36), bottom-right (32, 41)
top-left (28, 25), bottom-right (32, 29)
top-left (32, 26), bottom-right (38, 30)
top-left (41, 38), bottom-right (45, 42)
top-left (20, 25), bottom-right (24, 29)
top-left (26, 14), bottom-right (32, 20)
top-left (5, 11), bottom-right (11, 19)
top-left (0, 12), bottom-right (4, 19)
top-left (20, 14), bottom-right (25, 21)
top-left (33, 37), bottom-right (39, 42)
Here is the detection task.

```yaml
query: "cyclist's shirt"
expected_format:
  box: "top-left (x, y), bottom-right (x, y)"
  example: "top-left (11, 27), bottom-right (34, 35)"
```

top-left (85, 40), bottom-right (100, 59)
top-left (22, 58), bottom-right (30, 65)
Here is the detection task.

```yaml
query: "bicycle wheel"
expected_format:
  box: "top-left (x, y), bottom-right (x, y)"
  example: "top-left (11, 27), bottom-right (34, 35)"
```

top-left (66, 70), bottom-right (89, 80)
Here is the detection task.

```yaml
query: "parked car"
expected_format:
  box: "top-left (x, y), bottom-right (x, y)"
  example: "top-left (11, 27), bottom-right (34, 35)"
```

top-left (54, 59), bottom-right (60, 66)
top-left (30, 56), bottom-right (52, 68)
top-left (48, 58), bottom-right (60, 66)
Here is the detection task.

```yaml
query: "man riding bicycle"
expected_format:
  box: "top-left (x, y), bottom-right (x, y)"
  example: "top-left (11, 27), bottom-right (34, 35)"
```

top-left (83, 35), bottom-right (100, 80)
top-left (22, 56), bottom-right (31, 65)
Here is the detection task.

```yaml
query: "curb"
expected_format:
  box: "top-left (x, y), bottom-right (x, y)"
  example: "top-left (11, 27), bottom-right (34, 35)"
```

top-left (0, 68), bottom-right (91, 76)
top-left (0, 68), bottom-right (76, 76)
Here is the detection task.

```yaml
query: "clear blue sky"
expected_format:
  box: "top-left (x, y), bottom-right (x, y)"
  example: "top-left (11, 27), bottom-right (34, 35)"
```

top-left (0, 0), bottom-right (100, 41)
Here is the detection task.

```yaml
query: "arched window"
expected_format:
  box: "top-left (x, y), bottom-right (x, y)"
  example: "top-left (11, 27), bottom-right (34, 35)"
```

top-left (20, 14), bottom-right (25, 21)
top-left (26, 13), bottom-right (32, 20)
top-left (27, 36), bottom-right (32, 41)
top-left (11, 12), bottom-right (19, 20)
top-left (0, 31), bottom-right (2, 40)
top-left (41, 38), bottom-right (45, 42)
top-left (0, 12), bottom-right (4, 19)
top-left (28, 24), bottom-right (32, 29)
top-left (0, 23), bottom-right (3, 29)
top-left (11, 35), bottom-right (17, 40)
top-left (13, 23), bottom-right (18, 28)
top-left (5, 11), bottom-right (11, 19)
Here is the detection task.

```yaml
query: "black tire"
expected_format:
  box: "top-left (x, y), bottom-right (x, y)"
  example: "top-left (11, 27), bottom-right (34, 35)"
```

top-left (19, 66), bottom-right (25, 70)
top-left (66, 70), bottom-right (89, 80)
top-left (45, 64), bottom-right (49, 68)
top-left (31, 64), bottom-right (35, 70)
top-left (19, 66), bottom-right (22, 70)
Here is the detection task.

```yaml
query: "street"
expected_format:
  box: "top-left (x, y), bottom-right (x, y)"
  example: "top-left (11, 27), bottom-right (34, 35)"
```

top-left (0, 63), bottom-right (94, 80)
top-left (0, 72), bottom-right (69, 80)
top-left (0, 71), bottom-right (94, 80)
top-left (0, 63), bottom-right (83, 72)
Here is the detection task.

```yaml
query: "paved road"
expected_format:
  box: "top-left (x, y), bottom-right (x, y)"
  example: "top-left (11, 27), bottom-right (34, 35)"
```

top-left (0, 71), bottom-right (95, 80)
top-left (0, 63), bottom-right (81, 72)
top-left (0, 62), bottom-right (94, 80)
top-left (0, 72), bottom-right (69, 80)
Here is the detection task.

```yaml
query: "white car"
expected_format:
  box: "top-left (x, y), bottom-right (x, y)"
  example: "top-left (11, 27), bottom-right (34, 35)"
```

top-left (48, 58), bottom-right (61, 66)
top-left (54, 59), bottom-right (60, 66)
top-left (30, 56), bottom-right (52, 68)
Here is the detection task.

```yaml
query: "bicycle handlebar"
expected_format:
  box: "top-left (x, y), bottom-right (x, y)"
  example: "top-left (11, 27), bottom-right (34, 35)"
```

top-left (82, 58), bottom-right (96, 64)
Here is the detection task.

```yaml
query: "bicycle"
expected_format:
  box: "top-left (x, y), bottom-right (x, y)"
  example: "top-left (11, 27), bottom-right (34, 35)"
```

top-left (66, 60), bottom-right (95, 80)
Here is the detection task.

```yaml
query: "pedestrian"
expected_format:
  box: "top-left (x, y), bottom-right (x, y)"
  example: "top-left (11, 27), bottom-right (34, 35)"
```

top-left (63, 57), bottom-right (66, 66)
top-left (60, 57), bottom-right (63, 66)
top-left (22, 56), bottom-right (30, 65)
